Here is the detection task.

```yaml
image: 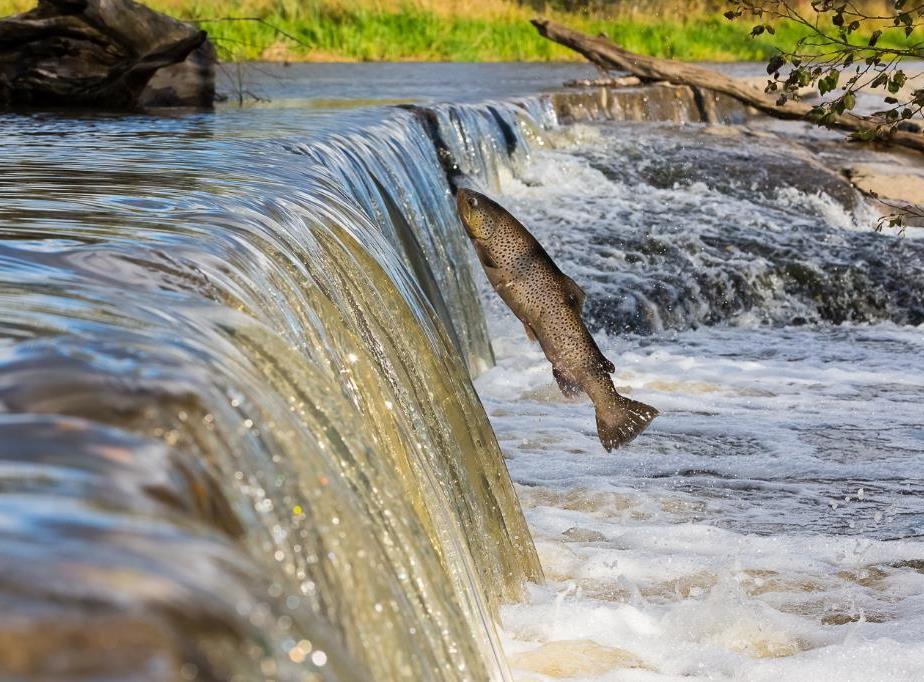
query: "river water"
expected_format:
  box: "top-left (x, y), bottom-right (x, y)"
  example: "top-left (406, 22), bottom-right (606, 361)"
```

top-left (0, 63), bottom-right (922, 681)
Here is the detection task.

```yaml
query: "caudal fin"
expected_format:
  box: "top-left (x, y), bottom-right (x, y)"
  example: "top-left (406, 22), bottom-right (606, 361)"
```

top-left (595, 397), bottom-right (659, 451)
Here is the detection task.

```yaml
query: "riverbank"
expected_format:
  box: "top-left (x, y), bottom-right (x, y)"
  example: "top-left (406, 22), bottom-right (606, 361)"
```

top-left (0, 0), bottom-right (915, 62)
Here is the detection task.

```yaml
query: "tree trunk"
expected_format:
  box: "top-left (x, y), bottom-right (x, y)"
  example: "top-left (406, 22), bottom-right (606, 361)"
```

top-left (531, 18), bottom-right (924, 155)
top-left (0, 0), bottom-right (213, 109)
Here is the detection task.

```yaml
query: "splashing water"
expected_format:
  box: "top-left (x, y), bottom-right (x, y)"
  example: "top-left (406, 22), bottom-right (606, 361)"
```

top-left (474, 115), bottom-right (924, 680)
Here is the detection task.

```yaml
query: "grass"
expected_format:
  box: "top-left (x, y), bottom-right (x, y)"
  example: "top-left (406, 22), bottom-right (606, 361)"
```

top-left (0, 0), bottom-right (918, 62)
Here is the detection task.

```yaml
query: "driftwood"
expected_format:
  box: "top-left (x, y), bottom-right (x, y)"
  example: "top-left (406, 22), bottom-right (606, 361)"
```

top-left (0, 0), bottom-right (213, 108)
top-left (531, 18), bottom-right (924, 154)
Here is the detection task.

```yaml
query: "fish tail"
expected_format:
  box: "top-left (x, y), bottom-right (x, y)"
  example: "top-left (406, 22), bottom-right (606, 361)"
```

top-left (595, 395), bottom-right (659, 452)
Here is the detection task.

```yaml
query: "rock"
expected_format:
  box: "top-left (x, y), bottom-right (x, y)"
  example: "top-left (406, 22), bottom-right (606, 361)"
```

top-left (0, 0), bottom-right (214, 109)
top-left (564, 75), bottom-right (641, 88)
top-left (509, 639), bottom-right (651, 678)
top-left (844, 163), bottom-right (924, 205)
top-left (843, 162), bottom-right (924, 227)
top-left (560, 526), bottom-right (607, 543)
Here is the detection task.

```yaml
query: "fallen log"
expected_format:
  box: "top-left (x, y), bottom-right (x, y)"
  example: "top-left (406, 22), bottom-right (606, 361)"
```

top-left (531, 18), bottom-right (924, 155)
top-left (0, 0), bottom-right (214, 109)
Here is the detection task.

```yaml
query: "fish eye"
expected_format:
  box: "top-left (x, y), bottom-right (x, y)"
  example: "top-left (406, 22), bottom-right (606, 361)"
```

top-left (468, 196), bottom-right (478, 208)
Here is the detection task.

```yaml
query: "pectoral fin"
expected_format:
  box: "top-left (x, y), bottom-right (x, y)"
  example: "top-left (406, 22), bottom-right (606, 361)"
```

top-left (584, 326), bottom-right (616, 374)
top-left (522, 320), bottom-right (537, 342)
top-left (474, 241), bottom-right (497, 269)
top-left (553, 368), bottom-right (582, 399)
top-left (563, 276), bottom-right (586, 314)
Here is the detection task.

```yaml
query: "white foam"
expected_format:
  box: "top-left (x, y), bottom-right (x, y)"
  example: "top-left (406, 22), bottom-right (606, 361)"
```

top-left (480, 121), bottom-right (924, 681)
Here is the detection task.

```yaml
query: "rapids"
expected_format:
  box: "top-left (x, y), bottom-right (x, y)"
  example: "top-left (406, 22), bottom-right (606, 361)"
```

top-left (0, 63), bottom-right (921, 681)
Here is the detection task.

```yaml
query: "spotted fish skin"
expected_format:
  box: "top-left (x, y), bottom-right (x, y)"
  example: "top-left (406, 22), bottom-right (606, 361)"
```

top-left (456, 188), bottom-right (658, 451)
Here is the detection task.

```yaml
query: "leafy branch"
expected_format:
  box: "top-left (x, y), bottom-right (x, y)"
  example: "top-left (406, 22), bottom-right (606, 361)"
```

top-left (725, 0), bottom-right (924, 139)
top-left (186, 17), bottom-right (314, 105)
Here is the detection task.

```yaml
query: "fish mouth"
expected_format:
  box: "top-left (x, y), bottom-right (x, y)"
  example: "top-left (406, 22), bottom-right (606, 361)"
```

top-left (455, 189), bottom-right (476, 238)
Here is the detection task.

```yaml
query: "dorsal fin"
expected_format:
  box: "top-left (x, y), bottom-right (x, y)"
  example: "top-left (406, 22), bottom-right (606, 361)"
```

top-left (563, 275), bottom-right (586, 314)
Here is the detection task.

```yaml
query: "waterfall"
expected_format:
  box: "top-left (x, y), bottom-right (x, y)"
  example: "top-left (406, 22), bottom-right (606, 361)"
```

top-left (0, 101), bottom-right (550, 680)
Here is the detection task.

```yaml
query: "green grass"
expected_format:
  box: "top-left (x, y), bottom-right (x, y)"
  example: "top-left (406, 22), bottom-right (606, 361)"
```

top-left (0, 0), bottom-right (918, 62)
top-left (198, 12), bottom-right (785, 62)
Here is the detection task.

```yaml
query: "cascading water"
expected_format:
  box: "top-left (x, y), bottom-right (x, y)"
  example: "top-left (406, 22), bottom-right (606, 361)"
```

top-left (0, 99), bottom-right (545, 680)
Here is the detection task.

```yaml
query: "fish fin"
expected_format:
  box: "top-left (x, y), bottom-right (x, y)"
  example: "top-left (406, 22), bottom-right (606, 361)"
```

top-left (583, 329), bottom-right (615, 374)
top-left (474, 241), bottom-right (497, 269)
top-left (595, 396), bottom-right (659, 452)
top-left (553, 368), bottom-right (582, 398)
top-left (563, 276), bottom-right (587, 314)
top-left (522, 320), bottom-right (537, 342)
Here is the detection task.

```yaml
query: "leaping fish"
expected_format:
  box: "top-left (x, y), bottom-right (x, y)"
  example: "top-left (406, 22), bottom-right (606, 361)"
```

top-left (456, 188), bottom-right (658, 451)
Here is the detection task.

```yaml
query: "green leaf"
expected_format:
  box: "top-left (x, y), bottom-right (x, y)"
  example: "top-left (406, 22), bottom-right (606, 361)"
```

top-left (849, 129), bottom-right (877, 142)
top-left (819, 70), bottom-right (840, 95)
top-left (767, 54), bottom-right (786, 74)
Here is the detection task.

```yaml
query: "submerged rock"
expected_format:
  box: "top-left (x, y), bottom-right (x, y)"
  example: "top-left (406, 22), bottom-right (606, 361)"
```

top-left (0, 0), bottom-right (214, 109)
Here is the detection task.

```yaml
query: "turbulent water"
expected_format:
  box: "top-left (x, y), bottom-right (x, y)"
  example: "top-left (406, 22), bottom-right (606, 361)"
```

top-left (0, 63), bottom-right (922, 681)
top-left (474, 115), bottom-right (924, 680)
